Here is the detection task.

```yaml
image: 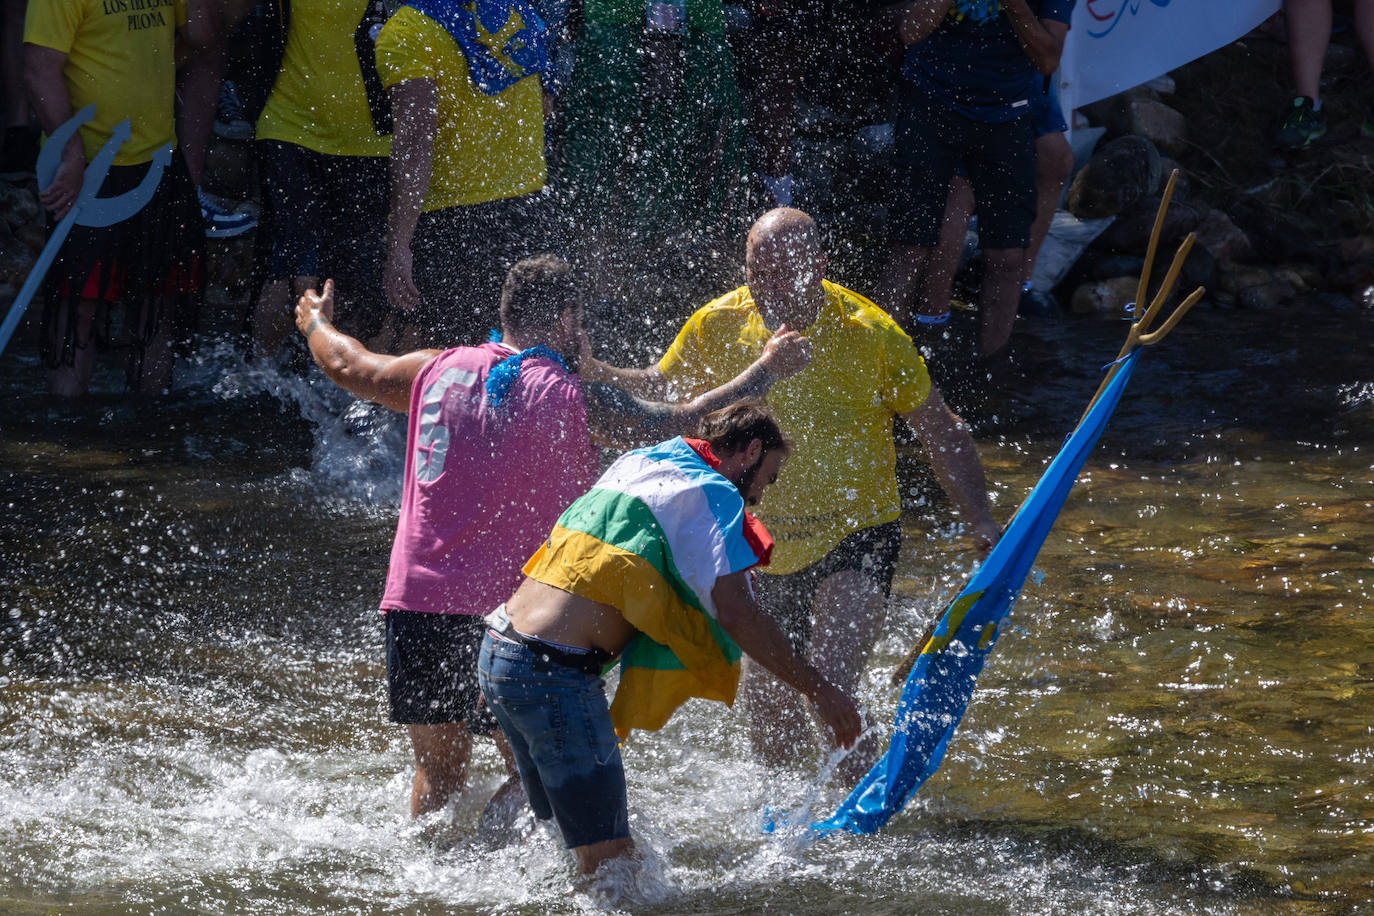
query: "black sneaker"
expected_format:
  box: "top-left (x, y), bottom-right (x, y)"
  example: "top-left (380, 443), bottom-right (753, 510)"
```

top-left (1275, 96), bottom-right (1327, 149)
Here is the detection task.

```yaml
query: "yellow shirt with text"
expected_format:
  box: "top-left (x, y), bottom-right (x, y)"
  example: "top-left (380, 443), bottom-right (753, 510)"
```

top-left (374, 4), bottom-right (545, 212)
top-left (255, 0), bottom-right (392, 157)
top-left (659, 280), bottom-right (931, 574)
top-left (24, 0), bottom-right (186, 164)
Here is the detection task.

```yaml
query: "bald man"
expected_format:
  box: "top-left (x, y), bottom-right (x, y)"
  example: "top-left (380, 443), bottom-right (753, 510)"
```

top-left (584, 208), bottom-right (1001, 780)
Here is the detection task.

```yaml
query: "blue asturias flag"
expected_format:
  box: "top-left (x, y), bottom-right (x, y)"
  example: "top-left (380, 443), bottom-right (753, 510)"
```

top-left (813, 348), bottom-right (1143, 837)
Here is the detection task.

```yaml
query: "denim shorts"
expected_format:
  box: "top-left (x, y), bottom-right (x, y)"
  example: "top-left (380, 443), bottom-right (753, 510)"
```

top-left (477, 632), bottom-right (630, 848)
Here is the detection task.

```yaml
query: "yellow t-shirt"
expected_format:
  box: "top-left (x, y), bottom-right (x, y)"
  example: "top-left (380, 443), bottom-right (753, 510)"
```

top-left (24, 0), bottom-right (185, 165)
top-left (255, 0), bottom-right (392, 157)
top-left (374, 4), bottom-right (545, 212)
top-left (659, 280), bottom-right (932, 574)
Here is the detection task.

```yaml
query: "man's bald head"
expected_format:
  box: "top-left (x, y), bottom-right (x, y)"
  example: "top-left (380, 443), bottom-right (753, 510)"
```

top-left (745, 208), bottom-right (827, 318)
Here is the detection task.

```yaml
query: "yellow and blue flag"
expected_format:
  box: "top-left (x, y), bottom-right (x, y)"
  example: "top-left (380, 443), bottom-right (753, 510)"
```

top-left (814, 349), bottom-right (1143, 836)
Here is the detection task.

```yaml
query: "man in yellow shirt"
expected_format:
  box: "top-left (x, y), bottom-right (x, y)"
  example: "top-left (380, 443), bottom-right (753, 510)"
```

top-left (374, 0), bottom-right (550, 351)
top-left (245, 0), bottom-right (394, 361)
top-left (584, 207), bottom-right (1001, 780)
top-left (24, 0), bottom-right (203, 396)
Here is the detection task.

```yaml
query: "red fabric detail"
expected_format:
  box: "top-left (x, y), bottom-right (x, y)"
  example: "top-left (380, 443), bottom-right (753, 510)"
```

top-left (60, 259), bottom-right (127, 302)
top-left (685, 437), bottom-right (774, 568)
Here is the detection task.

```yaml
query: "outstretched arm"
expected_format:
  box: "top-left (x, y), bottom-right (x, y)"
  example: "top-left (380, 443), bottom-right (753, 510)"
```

top-left (712, 571), bottom-right (861, 750)
top-left (582, 326), bottom-right (810, 447)
top-left (901, 386), bottom-right (1002, 554)
top-left (578, 355), bottom-right (669, 400)
top-left (295, 280), bottom-right (439, 413)
top-left (1003, 0), bottom-right (1069, 75)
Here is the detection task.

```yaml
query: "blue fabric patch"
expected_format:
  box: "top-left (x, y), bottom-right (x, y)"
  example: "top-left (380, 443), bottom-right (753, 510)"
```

top-left (404, 0), bottom-right (554, 95)
top-left (484, 344), bottom-right (568, 408)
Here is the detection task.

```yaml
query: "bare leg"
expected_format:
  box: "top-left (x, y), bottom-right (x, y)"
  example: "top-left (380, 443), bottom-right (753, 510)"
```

top-left (251, 276), bottom-right (315, 361)
top-left (913, 178), bottom-right (976, 323)
top-left (1024, 131), bottom-right (1074, 282)
top-left (131, 297), bottom-right (176, 394)
top-left (572, 836), bottom-right (635, 875)
top-left (46, 299), bottom-right (99, 398)
top-left (1285, 0), bottom-right (1334, 101)
top-left (977, 247), bottom-right (1026, 358)
top-left (807, 568), bottom-right (886, 786)
top-left (1356, 0), bottom-right (1374, 72)
top-left (876, 242), bottom-right (933, 334)
top-left (407, 722), bottom-right (473, 818)
top-left (177, 40), bottom-right (226, 189)
top-left (743, 656), bottom-right (814, 766)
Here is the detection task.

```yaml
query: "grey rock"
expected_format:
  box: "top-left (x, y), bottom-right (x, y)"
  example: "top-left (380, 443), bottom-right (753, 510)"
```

top-left (1070, 276), bottom-right (1138, 317)
top-left (1066, 135), bottom-right (1162, 219)
top-left (1195, 208), bottom-right (1254, 263)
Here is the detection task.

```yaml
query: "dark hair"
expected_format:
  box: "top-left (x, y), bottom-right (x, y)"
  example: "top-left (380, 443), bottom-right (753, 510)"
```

top-left (697, 399), bottom-right (790, 457)
top-left (499, 254), bottom-right (579, 335)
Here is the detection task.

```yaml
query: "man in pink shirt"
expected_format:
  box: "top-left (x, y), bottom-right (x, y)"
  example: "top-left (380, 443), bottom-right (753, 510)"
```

top-left (295, 254), bottom-right (810, 818)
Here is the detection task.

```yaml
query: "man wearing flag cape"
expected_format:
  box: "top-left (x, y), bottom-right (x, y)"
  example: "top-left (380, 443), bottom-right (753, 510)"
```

top-left (479, 400), bottom-right (862, 875)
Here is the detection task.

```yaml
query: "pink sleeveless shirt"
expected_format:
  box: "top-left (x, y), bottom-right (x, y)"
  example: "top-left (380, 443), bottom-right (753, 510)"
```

top-left (380, 343), bottom-right (599, 615)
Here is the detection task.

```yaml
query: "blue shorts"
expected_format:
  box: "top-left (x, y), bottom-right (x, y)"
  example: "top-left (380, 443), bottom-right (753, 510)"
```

top-left (478, 632), bottom-right (631, 849)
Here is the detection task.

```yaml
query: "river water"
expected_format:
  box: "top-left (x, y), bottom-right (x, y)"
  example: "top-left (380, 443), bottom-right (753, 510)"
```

top-left (1, 292), bottom-right (1371, 914)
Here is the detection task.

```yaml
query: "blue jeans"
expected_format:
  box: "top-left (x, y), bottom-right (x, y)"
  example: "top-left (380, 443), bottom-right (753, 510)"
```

top-left (478, 632), bottom-right (630, 848)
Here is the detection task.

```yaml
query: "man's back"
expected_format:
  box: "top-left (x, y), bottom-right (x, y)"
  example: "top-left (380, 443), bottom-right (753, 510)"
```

top-left (381, 342), bottom-right (597, 614)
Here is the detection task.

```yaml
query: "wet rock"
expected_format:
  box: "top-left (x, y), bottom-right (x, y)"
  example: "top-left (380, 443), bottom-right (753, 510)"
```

top-left (1097, 194), bottom-right (1202, 253)
top-left (0, 242), bottom-right (36, 285)
top-left (1228, 200), bottom-right (1319, 263)
top-left (1336, 235), bottom-right (1374, 263)
top-left (1070, 276), bottom-right (1138, 316)
top-left (1194, 208), bottom-right (1254, 263)
top-left (15, 222), bottom-right (46, 255)
top-left (0, 182), bottom-right (40, 230)
top-left (1218, 263), bottom-right (1307, 310)
top-left (1121, 98), bottom-right (1188, 155)
top-left (1065, 135), bottom-right (1162, 219)
top-left (1329, 256), bottom-right (1374, 292)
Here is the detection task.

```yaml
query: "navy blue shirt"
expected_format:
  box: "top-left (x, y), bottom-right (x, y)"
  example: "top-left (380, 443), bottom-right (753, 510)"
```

top-left (902, 0), bottom-right (1076, 123)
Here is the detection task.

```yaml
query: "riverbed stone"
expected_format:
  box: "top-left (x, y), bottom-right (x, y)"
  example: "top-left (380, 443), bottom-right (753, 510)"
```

top-left (1219, 263), bottom-right (1308, 310)
top-left (1123, 98), bottom-right (1188, 155)
top-left (1065, 135), bottom-right (1162, 219)
top-left (1195, 208), bottom-right (1254, 263)
top-left (1097, 194), bottom-right (1202, 253)
top-left (0, 182), bottom-right (40, 230)
top-left (1070, 275), bottom-right (1138, 316)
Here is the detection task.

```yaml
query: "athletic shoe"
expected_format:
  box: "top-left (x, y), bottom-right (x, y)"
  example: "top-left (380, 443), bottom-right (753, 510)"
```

top-left (1275, 96), bottom-right (1326, 149)
top-left (213, 80), bottom-right (255, 141)
top-left (1362, 105), bottom-right (1374, 139)
top-left (199, 188), bottom-right (257, 238)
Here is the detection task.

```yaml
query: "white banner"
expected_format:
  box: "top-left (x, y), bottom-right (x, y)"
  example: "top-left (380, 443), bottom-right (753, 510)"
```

top-left (1059, 0), bottom-right (1281, 116)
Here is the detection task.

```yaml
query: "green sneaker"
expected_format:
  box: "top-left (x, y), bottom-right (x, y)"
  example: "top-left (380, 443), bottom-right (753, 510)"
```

top-left (1275, 96), bottom-right (1327, 149)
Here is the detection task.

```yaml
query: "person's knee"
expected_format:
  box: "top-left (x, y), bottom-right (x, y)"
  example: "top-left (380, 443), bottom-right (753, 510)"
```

top-left (1036, 133), bottom-right (1074, 186)
top-left (983, 247), bottom-right (1026, 275)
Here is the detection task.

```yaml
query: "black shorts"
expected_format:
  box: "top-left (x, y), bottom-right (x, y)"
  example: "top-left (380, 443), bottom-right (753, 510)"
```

top-left (257, 139), bottom-right (389, 338)
top-left (385, 609), bottom-right (498, 733)
top-left (409, 192), bottom-right (548, 349)
top-left (890, 85), bottom-right (1037, 250)
top-left (41, 149), bottom-right (203, 378)
top-left (753, 520), bottom-right (902, 654)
